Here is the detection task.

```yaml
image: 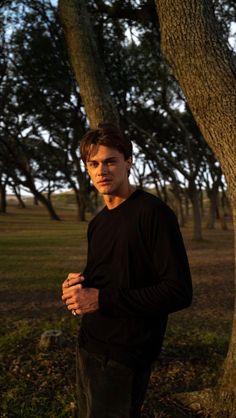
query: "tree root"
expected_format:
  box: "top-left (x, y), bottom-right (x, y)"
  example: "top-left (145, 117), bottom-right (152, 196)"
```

top-left (172, 388), bottom-right (215, 417)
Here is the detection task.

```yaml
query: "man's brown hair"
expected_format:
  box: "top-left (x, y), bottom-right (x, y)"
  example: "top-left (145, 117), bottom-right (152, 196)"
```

top-left (80, 123), bottom-right (133, 163)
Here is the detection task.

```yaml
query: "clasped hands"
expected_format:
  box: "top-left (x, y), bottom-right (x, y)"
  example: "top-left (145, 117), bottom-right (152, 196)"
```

top-left (62, 273), bottom-right (99, 316)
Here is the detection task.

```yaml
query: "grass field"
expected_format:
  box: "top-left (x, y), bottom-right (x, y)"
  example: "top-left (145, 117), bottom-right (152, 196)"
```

top-left (0, 201), bottom-right (234, 418)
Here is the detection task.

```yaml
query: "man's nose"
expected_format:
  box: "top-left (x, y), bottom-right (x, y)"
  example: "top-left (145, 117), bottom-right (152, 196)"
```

top-left (98, 163), bottom-right (108, 176)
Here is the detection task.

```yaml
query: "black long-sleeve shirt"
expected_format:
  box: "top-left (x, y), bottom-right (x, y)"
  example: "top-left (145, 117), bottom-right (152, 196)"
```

top-left (79, 189), bottom-right (192, 367)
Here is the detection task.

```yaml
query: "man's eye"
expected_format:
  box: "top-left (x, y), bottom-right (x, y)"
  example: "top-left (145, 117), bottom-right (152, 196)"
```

top-left (88, 162), bottom-right (98, 168)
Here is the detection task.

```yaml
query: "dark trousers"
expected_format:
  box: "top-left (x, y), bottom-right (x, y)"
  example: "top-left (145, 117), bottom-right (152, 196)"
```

top-left (76, 347), bottom-right (152, 418)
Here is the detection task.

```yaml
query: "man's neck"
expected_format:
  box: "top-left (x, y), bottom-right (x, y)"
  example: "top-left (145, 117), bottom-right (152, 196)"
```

top-left (103, 185), bottom-right (136, 210)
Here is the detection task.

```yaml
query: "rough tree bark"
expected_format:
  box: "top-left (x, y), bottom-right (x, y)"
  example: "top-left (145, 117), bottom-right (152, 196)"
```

top-left (58, 0), bottom-right (119, 128)
top-left (155, 0), bottom-right (236, 416)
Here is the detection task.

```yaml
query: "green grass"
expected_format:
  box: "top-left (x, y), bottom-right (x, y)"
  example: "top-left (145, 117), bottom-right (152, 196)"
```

top-left (0, 317), bottom-right (79, 418)
top-left (0, 201), bottom-right (234, 417)
top-left (0, 203), bottom-right (88, 417)
top-left (0, 204), bottom-right (87, 292)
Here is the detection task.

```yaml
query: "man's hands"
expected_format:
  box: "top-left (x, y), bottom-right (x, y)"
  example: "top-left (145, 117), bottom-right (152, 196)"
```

top-left (62, 273), bottom-right (99, 316)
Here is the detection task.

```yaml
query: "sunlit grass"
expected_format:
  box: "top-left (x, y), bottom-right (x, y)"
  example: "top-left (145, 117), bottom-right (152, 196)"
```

top-left (0, 203), bottom-right (88, 293)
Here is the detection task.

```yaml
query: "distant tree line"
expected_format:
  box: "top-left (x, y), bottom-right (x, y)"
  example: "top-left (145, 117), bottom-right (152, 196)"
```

top-left (0, 0), bottom-right (233, 239)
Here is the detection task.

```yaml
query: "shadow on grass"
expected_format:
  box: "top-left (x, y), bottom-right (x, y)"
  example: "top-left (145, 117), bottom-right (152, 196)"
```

top-left (1, 315), bottom-right (221, 418)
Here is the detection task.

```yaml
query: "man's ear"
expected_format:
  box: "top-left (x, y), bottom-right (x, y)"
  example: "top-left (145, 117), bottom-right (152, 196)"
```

top-left (126, 156), bottom-right (132, 170)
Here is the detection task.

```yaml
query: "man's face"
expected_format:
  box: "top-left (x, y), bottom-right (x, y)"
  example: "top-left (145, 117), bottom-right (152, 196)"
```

top-left (86, 145), bottom-right (132, 195)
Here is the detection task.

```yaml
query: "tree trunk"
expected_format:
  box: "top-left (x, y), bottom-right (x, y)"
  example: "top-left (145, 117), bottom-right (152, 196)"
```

top-left (33, 196), bottom-right (39, 206)
top-left (73, 188), bottom-right (86, 222)
top-left (171, 186), bottom-right (186, 227)
top-left (206, 189), bottom-right (218, 229)
top-left (0, 182), bottom-right (7, 213)
top-left (155, 0), bottom-right (236, 415)
top-left (58, 0), bottom-right (119, 128)
top-left (199, 187), bottom-right (204, 218)
top-left (188, 182), bottom-right (203, 241)
top-left (177, 196), bottom-right (185, 228)
top-left (206, 174), bottom-right (222, 229)
top-left (27, 180), bottom-right (60, 220)
top-left (78, 193), bottom-right (86, 222)
top-left (184, 193), bottom-right (190, 220)
top-left (161, 182), bottom-right (168, 204)
top-left (155, 1), bottom-right (236, 197)
top-left (206, 184), bottom-right (220, 229)
top-left (219, 190), bottom-right (230, 230)
top-left (21, 173), bottom-right (61, 220)
top-left (12, 185), bottom-right (26, 209)
top-left (36, 192), bottom-right (61, 221)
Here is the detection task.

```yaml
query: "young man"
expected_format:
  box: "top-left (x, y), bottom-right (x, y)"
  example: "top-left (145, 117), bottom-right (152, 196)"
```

top-left (62, 123), bottom-right (192, 418)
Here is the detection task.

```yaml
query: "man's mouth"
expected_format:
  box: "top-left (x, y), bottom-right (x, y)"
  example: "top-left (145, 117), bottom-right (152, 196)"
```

top-left (98, 179), bottom-right (111, 185)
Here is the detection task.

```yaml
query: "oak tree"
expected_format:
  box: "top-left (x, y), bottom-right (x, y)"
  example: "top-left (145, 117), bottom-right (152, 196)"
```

top-left (155, 0), bottom-right (236, 415)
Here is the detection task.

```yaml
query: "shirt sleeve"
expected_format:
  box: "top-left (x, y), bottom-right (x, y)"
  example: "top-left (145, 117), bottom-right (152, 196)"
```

top-left (98, 204), bottom-right (192, 318)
